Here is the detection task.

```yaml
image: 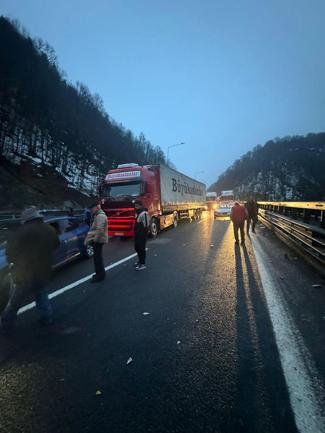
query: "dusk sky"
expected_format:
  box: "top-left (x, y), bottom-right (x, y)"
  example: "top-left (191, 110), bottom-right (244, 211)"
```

top-left (1, 0), bottom-right (325, 186)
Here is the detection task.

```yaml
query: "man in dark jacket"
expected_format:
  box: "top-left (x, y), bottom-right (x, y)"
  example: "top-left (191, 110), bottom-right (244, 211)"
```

top-left (230, 202), bottom-right (248, 246)
top-left (1, 207), bottom-right (59, 331)
top-left (134, 201), bottom-right (149, 271)
top-left (245, 197), bottom-right (259, 234)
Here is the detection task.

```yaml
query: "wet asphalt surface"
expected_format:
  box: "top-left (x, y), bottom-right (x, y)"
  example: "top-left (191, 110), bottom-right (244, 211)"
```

top-left (0, 213), bottom-right (324, 433)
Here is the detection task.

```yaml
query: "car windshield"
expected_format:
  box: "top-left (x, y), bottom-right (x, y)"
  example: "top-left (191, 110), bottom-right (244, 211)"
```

top-left (101, 181), bottom-right (141, 198)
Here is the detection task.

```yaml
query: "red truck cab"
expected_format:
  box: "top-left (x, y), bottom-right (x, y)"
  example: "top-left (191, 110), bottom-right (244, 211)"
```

top-left (99, 163), bottom-right (160, 237)
top-left (100, 163), bottom-right (206, 238)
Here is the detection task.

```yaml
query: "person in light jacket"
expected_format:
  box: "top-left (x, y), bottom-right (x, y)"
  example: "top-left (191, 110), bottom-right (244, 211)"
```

top-left (134, 200), bottom-right (149, 271)
top-left (85, 204), bottom-right (108, 282)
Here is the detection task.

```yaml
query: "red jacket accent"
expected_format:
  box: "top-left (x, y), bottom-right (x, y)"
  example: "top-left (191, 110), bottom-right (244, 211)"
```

top-left (231, 204), bottom-right (248, 223)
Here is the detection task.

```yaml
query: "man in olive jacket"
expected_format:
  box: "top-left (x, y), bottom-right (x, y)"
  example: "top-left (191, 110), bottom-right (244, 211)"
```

top-left (2, 207), bottom-right (59, 331)
top-left (85, 204), bottom-right (108, 282)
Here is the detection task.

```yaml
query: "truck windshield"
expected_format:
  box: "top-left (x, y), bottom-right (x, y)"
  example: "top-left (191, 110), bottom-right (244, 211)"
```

top-left (101, 181), bottom-right (141, 198)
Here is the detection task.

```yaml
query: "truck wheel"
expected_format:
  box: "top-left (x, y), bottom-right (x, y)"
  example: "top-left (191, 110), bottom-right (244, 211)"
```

top-left (150, 218), bottom-right (159, 238)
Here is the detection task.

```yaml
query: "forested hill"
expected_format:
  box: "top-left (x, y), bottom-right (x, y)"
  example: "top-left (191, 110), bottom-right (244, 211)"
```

top-left (0, 17), bottom-right (166, 209)
top-left (209, 134), bottom-right (325, 201)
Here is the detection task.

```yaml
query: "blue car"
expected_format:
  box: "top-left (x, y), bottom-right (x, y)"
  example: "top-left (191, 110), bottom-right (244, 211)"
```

top-left (0, 216), bottom-right (93, 273)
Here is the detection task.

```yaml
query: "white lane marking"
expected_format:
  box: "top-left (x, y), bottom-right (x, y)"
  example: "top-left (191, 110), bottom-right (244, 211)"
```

top-left (251, 236), bottom-right (325, 433)
top-left (17, 252), bottom-right (138, 315)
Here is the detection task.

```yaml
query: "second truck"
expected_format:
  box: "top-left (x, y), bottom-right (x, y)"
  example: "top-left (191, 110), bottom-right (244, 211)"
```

top-left (99, 163), bottom-right (206, 237)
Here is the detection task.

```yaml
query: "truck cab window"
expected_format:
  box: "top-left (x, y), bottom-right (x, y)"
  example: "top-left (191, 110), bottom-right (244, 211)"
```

top-left (101, 181), bottom-right (141, 198)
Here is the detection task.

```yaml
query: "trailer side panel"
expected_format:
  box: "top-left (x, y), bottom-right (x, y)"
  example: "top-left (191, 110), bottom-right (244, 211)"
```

top-left (159, 165), bottom-right (206, 213)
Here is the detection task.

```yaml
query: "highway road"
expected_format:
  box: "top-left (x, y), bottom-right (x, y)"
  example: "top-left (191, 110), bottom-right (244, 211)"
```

top-left (0, 213), bottom-right (324, 433)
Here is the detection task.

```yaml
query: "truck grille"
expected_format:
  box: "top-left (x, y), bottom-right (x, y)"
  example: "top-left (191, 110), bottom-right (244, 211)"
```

top-left (105, 208), bottom-right (135, 218)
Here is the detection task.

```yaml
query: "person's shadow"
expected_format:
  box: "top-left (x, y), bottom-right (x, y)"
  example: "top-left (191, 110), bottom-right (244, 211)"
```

top-left (232, 244), bottom-right (298, 433)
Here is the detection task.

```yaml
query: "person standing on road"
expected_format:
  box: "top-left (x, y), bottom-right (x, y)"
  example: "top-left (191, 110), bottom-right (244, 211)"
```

top-left (134, 200), bottom-right (149, 271)
top-left (230, 202), bottom-right (248, 246)
top-left (1, 207), bottom-right (59, 331)
top-left (245, 197), bottom-right (259, 235)
top-left (85, 204), bottom-right (108, 283)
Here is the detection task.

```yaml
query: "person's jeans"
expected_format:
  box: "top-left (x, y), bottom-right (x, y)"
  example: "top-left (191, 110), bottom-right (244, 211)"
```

top-left (93, 242), bottom-right (105, 279)
top-left (233, 222), bottom-right (245, 243)
top-left (1, 280), bottom-right (53, 329)
top-left (35, 291), bottom-right (53, 322)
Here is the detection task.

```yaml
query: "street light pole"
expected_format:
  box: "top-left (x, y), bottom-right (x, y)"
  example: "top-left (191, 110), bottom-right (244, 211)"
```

top-left (167, 142), bottom-right (185, 164)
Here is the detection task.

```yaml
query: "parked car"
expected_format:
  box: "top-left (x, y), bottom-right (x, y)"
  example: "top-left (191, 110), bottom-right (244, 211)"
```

top-left (0, 216), bottom-right (93, 273)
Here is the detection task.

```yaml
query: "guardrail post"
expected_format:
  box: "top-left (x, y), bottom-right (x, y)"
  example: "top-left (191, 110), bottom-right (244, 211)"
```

top-left (321, 210), bottom-right (325, 228)
top-left (303, 209), bottom-right (311, 223)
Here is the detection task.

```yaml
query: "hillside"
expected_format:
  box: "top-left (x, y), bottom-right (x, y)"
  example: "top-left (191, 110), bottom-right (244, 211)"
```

top-left (209, 133), bottom-right (325, 201)
top-left (0, 17), bottom-right (166, 210)
top-left (0, 156), bottom-right (93, 211)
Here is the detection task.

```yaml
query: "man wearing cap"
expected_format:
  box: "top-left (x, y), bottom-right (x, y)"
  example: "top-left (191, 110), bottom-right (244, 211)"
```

top-left (1, 207), bottom-right (59, 331)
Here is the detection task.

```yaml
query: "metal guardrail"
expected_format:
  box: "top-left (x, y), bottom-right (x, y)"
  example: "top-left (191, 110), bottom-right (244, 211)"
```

top-left (258, 206), bottom-right (325, 271)
top-left (258, 201), bottom-right (325, 228)
top-left (0, 213), bottom-right (21, 222)
top-left (258, 201), bottom-right (324, 210)
top-left (0, 209), bottom-right (84, 224)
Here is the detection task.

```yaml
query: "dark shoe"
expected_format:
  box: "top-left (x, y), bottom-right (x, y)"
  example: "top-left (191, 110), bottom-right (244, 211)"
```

top-left (91, 276), bottom-right (105, 283)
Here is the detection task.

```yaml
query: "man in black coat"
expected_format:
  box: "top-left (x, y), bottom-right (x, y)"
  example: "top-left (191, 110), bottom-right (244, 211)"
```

top-left (1, 207), bottom-right (59, 331)
top-left (245, 197), bottom-right (259, 235)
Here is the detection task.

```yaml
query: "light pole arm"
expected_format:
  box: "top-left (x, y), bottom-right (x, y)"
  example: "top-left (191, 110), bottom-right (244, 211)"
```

top-left (167, 142), bottom-right (185, 163)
